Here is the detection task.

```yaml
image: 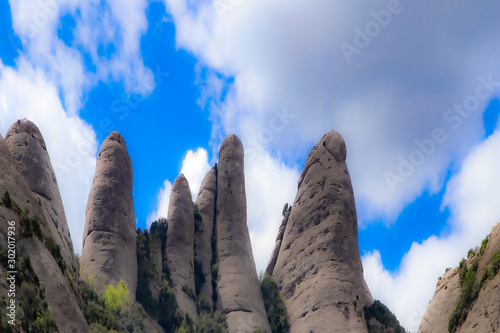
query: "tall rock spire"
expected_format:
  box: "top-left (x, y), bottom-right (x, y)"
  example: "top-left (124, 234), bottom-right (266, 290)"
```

top-left (5, 119), bottom-right (76, 269)
top-left (1, 123), bottom-right (89, 332)
top-left (166, 174), bottom-right (198, 322)
top-left (80, 131), bottom-right (138, 300)
top-left (194, 166), bottom-right (217, 308)
top-left (216, 134), bottom-right (271, 333)
top-left (270, 131), bottom-right (373, 332)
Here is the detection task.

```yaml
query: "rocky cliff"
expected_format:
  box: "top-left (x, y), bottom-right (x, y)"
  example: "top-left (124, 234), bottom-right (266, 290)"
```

top-left (269, 131), bottom-right (374, 333)
top-left (418, 223), bottom-right (500, 333)
top-left (80, 131), bottom-right (138, 300)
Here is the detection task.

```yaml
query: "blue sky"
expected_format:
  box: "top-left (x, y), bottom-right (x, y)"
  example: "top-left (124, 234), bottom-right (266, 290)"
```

top-left (1, 1), bottom-right (500, 331)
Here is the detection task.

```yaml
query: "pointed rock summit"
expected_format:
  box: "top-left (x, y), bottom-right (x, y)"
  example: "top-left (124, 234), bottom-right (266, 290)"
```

top-left (166, 174), bottom-right (198, 322)
top-left (5, 119), bottom-right (75, 269)
top-left (216, 134), bottom-right (271, 333)
top-left (194, 166), bottom-right (217, 307)
top-left (80, 131), bottom-right (138, 299)
top-left (270, 131), bottom-right (373, 332)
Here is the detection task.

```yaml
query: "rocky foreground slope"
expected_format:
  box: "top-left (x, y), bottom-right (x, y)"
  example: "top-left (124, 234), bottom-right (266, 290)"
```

top-left (418, 223), bottom-right (500, 333)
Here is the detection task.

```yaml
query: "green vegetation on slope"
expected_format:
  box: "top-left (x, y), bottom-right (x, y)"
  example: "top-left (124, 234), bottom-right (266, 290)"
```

top-left (0, 242), bottom-right (57, 332)
top-left (364, 300), bottom-right (406, 333)
top-left (260, 274), bottom-right (289, 333)
top-left (137, 218), bottom-right (228, 333)
top-left (448, 231), bottom-right (500, 333)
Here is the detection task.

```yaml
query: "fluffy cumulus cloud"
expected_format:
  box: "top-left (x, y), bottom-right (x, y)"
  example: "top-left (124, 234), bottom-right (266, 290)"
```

top-left (2, 0), bottom-right (153, 251)
top-left (245, 151), bottom-right (299, 273)
top-left (146, 179), bottom-right (173, 228)
top-left (8, 0), bottom-right (152, 114)
top-left (180, 148), bottom-right (212, 201)
top-left (0, 60), bottom-right (97, 254)
top-left (363, 127), bottom-right (500, 331)
top-left (147, 148), bottom-right (211, 227)
top-left (163, 0), bottom-right (500, 223)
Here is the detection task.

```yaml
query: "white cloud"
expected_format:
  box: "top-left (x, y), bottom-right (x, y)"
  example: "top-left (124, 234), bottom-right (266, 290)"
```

top-left (163, 0), bottom-right (500, 223)
top-left (147, 179), bottom-right (173, 228)
top-left (245, 151), bottom-right (299, 274)
top-left (180, 148), bottom-right (212, 201)
top-left (0, 60), bottom-right (97, 254)
top-left (8, 0), bottom-right (152, 114)
top-left (363, 127), bottom-right (500, 331)
top-left (147, 147), bottom-right (211, 228)
top-left (3, 0), bottom-right (152, 251)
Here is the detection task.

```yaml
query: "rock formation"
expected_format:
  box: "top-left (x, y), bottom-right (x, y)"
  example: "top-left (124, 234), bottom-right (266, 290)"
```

top-left (1, 120), bottom-right (417, 332)
top-left (270, 131), bottom-right (373, 333)
top-left (417, 266), bottom-right (462, 333)
top-left (80, 131), bottom-right (138, 300)
top-left (5, 119), bottom-right (76, 269)
top-left (418, 222), bottom-right (500, 333)
top-left (216, 134), bottom-right (271, 333)
top-left (166, 174), bottom-right (198, 322)
top-left (194, 166), bottom-right (217, 307)
top-left (0, 127), bottom-right (89, 332)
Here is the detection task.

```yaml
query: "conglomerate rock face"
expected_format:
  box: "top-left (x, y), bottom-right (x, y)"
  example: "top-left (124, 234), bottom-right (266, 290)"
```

top-left (5, 119), bottom-right (75, 269)
top-left (80, 131), bottom-right (138, 300)
top-left (271, 131), bottom-right (373, 333)
top-left (166, 174), bottom-right (198, 322)
top-left (216, 134), bottom-right (271, 333)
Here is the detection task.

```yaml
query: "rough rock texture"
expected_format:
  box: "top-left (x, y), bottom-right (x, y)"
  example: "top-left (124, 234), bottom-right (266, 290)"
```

top-left (216, 134), bottom-right (271, 333)
top-left (418, 223), bottom-right (500, 333)
top-left (166, 174), bottom-right (198, 322)
top-left (80, 131), bottom-right (138, 300)
top-left (5, 119), bottom-right (76, 269)
top-left (417, 267), bottom-right (461, 333)
top-left (271, 131), bottom-right (373, 333)
top-left (194, 166), bottom-right (217, 307)
top-left (0, 131), bottom-right (89, 332)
